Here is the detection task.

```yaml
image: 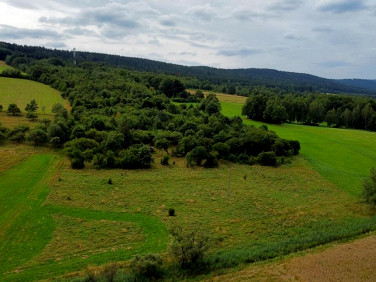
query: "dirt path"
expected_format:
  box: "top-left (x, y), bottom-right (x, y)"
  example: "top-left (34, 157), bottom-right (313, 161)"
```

top-left (208, 235), bottom-right (376, 281)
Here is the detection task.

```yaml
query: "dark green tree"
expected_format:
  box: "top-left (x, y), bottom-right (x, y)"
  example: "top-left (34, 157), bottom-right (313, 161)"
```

top-left (25, 99), bottom-right (39, 121)
top-left (6, 103), bottom-right (21, 116)
top-left (363, 168), bottom-right (376, 205)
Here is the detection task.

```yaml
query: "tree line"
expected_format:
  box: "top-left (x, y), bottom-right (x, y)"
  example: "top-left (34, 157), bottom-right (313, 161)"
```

top-left (242, 89), bottom-right (376, 130)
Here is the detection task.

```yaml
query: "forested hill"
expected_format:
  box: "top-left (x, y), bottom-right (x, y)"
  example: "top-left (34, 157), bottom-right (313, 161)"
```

top-left (1, 41), bottom-right (375, 96)
top-left (337, 79), bottom-right (376, 92)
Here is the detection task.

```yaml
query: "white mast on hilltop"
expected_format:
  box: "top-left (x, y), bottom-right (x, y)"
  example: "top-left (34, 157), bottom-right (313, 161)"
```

top-left (73, 48), bottom-right (77, 66)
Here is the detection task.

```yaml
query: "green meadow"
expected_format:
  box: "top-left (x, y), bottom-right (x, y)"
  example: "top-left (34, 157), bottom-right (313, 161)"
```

top-left (221, 101), bottom-right (376, 197)
top-left (0, 77), bottom-right (67, 114)
top-left (1, 87), bottom-right (376, 280)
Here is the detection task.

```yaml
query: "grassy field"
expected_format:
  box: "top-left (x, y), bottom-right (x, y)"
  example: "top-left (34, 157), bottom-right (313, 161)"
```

top-left (0, 147), bottom-right (167, 281)
top-left (0, 77), bottom-right (67, 114)
top-left (220, 101), bottom-right (376, 197)
top-left (1, 90), bottom-right (376, 280)
top-left (1, 144), bottom-right (375, 280)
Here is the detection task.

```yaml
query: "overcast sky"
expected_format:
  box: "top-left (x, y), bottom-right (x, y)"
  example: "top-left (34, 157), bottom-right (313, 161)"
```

top-left (0, 0), bottom-right (375, 79)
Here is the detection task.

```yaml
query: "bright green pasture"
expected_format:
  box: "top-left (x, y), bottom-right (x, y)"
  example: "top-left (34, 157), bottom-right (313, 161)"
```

top-left (0, 77), bottom-right (66, 114)
top-left (0, 155), bottom-right (168, 281)
top-left (221, 102), bottom-right (376, 197)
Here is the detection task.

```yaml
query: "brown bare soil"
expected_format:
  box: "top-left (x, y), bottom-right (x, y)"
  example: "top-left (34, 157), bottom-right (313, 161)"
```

top-left (207, 235), bottom-right (376, 281)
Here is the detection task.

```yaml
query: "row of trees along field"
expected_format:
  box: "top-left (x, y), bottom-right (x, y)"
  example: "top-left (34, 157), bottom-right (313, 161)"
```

top-left (242, 88), bottom-right (376, 130)
top-left (0, 59), bottom-right (300, 169)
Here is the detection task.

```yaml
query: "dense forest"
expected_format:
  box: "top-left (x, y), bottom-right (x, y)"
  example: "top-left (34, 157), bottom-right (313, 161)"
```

top-left (242, 89), bottom-right (376, 131)
top-left (1, 41), bottom-right (376, 96)
top-left (0, 55), bottom-right (300, 169)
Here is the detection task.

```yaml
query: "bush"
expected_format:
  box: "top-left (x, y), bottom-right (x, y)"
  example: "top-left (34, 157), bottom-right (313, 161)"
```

top-left (161, 155), bottom-right (170, 166)
top-left (363, 168), bottom-right (376, 205)
top-left (257, 151), bottom-right (277, 166)
top-left (71, 158), bottom-right (84, 169)
top-left (130, 253), bottom-right (163, 279)
top-left (108, 178), bottom-right (113, 185)
top-left (169, 225), bottom-right (211, 270)
top-left (168, 208), bottom-right (175, 216)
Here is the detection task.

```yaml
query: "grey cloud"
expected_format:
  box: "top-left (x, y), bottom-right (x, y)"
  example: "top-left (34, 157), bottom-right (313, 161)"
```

top-left (159, 15), bottom-right (177, 27)
top-left (39, 4), bottom-right (140, 29)
top-left (268, 0), bottom-right (303, 12)
top-left (320, 61), bottom-right (351, 68)
top-left (217, 48), bottom-right (263, 57)
top-left (44, 41), bottom-right (67, 49)
top-left (64, 27), bottom-right (97, 36)
top-left (231, 9), bottom-right (258, 21)
top-left (2, 0), bottom-right (37, 10)
top-left (312, 26), bottom-right (333, 33)
top-left (318, 0), bottom-right (367, 13)
top-left (284, 33), bottom-right (303, 40)
top-left (185, 4), bottom-right (215, 21)
top-left (0, 24), bottom-right (65, 40)
top-left (179, 51), bottom-right (197, 56)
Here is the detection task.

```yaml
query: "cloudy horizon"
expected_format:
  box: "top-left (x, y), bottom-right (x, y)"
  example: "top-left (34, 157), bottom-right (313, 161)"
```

top-left (0, 0), bottom-right (375, 79)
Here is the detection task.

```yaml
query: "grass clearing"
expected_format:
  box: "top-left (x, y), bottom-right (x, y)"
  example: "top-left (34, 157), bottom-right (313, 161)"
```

top-left (0, 111), bottom-right (54, 129)
top-left (0, 77), bottom-right (67, 114)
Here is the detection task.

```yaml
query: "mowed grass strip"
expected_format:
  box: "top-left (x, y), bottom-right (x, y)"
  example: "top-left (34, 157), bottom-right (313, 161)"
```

top-left (0, 77), bottom-right (67, 114)
top-left (220, 100), bottom-right (376, 197)
top-left (0, 154), bottom-right (56, 275)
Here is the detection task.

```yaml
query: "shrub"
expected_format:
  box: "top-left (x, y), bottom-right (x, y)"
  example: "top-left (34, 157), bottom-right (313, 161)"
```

top-left (108, 178), bottom-right (112, 185)
top-left (169, 225), bottom-right (211, 270)
top-left (161, 155), bottom-right (170, 166)
top-left (257, 151), bottom-right (277, 166)
top-left (363, 168), bottom-right (376, 205)
top-left (130, 253), bottom-right (163, 279)
top-left (168, 208), bottom-right (175, 216)
top-left (71, 158), bottom-right (84, 169)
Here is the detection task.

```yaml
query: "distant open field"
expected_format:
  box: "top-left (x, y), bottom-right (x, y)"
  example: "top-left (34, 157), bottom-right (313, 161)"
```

top-left (0, 77), bottom-right (67, 114)
top-left (219, 100), bottom-right (376, 197)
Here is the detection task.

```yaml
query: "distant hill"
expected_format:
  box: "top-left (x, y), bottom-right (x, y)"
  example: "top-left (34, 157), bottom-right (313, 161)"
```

top-left (1, 41), bottom-right (375, 96)
top-left (337, 79), bottom-right (376, 92)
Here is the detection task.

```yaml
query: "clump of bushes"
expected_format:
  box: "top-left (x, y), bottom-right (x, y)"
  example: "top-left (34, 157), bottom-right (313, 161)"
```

top-left (169, 225), bottom-right (211, 270)
top-left (130, 253), bottom-right (163, 280)
top-left (161, 155), bottom-right (170, 166)
top-left (363, 167), bottom-right (376, 205)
